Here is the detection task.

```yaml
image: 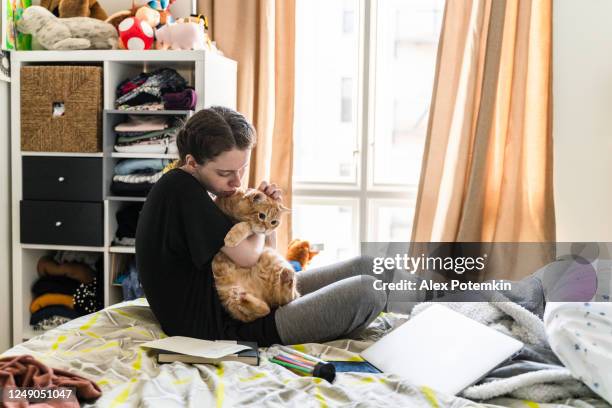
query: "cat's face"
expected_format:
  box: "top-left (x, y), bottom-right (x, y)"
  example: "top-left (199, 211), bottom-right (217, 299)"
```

top-left (217, 189), bottom-right (290, 235)
top-left (245, 190), bottom-right (290, 235)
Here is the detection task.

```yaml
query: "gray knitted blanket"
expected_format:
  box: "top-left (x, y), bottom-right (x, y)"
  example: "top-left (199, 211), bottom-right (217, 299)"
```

top-left (411, 299), bottom-right (595, 402)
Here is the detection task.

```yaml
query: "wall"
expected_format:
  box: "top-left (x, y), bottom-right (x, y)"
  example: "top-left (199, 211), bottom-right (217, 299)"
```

top-left (0, 79), bottom-right (11, 352)
top-left (553, 0), bottom-right (612, 241)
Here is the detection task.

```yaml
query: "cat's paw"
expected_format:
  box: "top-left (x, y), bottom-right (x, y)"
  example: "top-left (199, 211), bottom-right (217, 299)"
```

top-left (280, 267), bottom-right (296, 285)
top-left (229, 287), bottom-right (247, 303)
top-left (224, 233), bottom-right (242, 247)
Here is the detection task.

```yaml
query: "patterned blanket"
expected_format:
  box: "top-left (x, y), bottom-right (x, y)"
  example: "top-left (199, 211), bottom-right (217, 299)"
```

top-left (1, 299), bottom-right (609, 408)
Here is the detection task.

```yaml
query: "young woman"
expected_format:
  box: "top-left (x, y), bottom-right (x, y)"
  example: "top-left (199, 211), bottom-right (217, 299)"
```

top-left (136, 106), bottom-right (386, 346)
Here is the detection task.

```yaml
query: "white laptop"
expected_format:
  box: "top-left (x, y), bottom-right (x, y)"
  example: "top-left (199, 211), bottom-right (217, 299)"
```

top-left (361, 304), bottom-right (523, 395)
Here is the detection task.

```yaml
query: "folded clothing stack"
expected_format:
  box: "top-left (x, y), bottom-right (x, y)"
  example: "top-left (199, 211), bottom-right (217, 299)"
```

top-left (163, 88), bottom-right (197, 110)
top-left (30, 251), bottom-right (104, 330)
top-left (110, 158), bottom-right (170, 197)
top-left (113, 202), bottom-right (144, 246)
top-left (113, 115), bottom-right (182, 154)
top-left (115, 68), bottom-right (197, 111)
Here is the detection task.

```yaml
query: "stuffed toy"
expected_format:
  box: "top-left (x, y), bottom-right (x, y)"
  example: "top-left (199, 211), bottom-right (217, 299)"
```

top-left (106, 0), bottom-right (173, 31)
top-left (182, 14), bottom-right (213, 50)
top-left (155, 20), bottom-right (206, 50)
top-left (40, 0), bottom-right (108, 20)
top-left (106, 1), bottom-right (162, 49)
top-left (140, 0), bottom-right (176, 25)
top-left (118, 17), bottom-right (155, 50)
top-left (16, 6), bottom-right (118, 50)
top-left (135, 6), bottom-right (160, 27)
top-left (286, 239), bottom-right (320, 272)
top-left (106, 3), bottom-right (159, 29)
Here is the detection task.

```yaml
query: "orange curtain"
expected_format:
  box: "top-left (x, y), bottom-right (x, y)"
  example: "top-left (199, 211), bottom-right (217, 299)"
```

top-left (412, 0), bottom-right (555, 280)
top-left (197, 0), bottom-right (295, 250)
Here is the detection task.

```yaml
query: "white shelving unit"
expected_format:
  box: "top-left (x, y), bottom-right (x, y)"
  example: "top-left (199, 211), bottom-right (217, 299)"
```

top-left (22, 152), bottom-right (105, 157)
top-left (110, 153), bottom-right (179, 159)
top-left (10, 50), bottom-right (237, 345)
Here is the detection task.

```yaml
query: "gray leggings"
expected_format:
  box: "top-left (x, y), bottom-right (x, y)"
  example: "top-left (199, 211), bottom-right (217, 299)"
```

top-left (274, 256), bottom-right (387, 345)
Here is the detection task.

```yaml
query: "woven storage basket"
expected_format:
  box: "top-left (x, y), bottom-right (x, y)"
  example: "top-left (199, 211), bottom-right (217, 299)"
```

top-left (21, 66), bottom-right (102, 152)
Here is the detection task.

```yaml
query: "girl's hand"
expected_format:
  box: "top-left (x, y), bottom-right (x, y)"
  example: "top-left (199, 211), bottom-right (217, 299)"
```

top-left (258, 180), bottom-right (282, 201)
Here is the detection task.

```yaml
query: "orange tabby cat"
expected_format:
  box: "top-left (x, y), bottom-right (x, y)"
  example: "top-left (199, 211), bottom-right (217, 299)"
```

top-left (212, 189), bottom-right (300, 322)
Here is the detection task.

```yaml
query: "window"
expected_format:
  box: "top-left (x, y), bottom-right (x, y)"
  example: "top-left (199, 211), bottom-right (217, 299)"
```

top-left (293, 0), bottom-right (444, 267)
top-left (293, 0), bottom-right (359, 185)
top-left (292, 198), bottom-right (359, 267)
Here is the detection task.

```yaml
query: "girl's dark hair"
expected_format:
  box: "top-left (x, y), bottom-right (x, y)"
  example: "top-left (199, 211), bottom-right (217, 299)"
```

top-left (177, 106), bottom-right (256, 165)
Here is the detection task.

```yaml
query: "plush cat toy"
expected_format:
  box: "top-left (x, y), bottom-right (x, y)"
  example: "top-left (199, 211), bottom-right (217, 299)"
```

top-left (212, 189), bottom-right (299, 323)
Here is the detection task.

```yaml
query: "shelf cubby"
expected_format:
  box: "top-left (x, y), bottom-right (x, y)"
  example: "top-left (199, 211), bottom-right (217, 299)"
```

top-left (19, 248), bottom-right (105, 342)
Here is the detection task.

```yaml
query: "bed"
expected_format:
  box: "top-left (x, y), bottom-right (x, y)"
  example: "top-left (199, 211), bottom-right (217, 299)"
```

top-left (1, 298), bottom-right (609, 408)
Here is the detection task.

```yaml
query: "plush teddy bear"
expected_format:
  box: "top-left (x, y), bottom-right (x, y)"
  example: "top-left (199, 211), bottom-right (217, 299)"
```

top-left (17, 6), bottom-right (118, 50)
top-left (286, 239), bottom-right (320, 272)
top-left (40, 0), bottom-right (108, 20)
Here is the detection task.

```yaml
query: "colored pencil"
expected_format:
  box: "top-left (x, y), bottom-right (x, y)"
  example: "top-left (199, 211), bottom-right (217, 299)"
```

top-left (269, 357), bottom-right (313, 374)
top-left (278, 345), bottom-right (326, 364)
top-left (274, 354), bottom-right (314, 369)
top-left (276, 352), bottom-right (316, 367)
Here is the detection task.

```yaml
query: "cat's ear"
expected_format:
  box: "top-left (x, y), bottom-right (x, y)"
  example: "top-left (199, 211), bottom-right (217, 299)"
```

top-left (279, 204), bottom-right (291, 213)
top-left (246, 189), bottom-right (266, 203)
top-left (252, 192), bottom-right (265, 203)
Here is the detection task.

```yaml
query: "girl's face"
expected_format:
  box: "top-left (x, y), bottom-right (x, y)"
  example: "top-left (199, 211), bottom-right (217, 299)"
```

top-left (185, 148), bottom-right (251, 197)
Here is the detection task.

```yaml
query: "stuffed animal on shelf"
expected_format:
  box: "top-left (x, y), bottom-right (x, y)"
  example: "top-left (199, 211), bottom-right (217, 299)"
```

top-left (105, 1), bottom-right (162, 50)
top-left (16, 6), bottom-right (118, 50)
top-left (286, 239), bottom-right (320, 272)
top-left (106, 0), bottom-right (172, 30)
top-left (40, 0), bottom-right (108, 20)
top-left (135, 6), bottom-right (160, 28)
top-left (155, 19), bottom-right (207, 50)
top-left (118, 17), bottom-right (155, 50)
top-left (182, 14), bottom-right (213, 50)
top-left (106, 2), bottom-right (159, 29)
top-left (140, 0), bottom-right (176, 26)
